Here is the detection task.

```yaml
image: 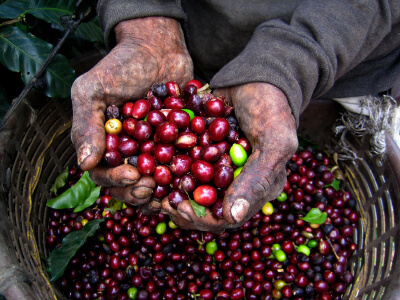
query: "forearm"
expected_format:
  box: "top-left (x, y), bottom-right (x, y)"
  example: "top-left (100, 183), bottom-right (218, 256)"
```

top-left (210, 0), bottom-right (400, 125)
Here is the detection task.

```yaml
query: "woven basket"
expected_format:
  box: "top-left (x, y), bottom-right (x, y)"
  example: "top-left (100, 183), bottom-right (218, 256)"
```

top-left (0, 73), bottom-right (399, 299)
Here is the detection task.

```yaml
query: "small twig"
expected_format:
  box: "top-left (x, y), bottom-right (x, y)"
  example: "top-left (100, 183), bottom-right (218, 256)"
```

top-left (326, 238), bottom-right (339, 260)
top-left (0, 18), bottom-right (20, 27)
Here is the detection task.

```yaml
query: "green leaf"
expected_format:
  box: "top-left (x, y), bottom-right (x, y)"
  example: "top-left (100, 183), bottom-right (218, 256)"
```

top-left (0, 27), bottom-right (75, 98)
top-left (46, 171), bottom-right (96, 209)
top-left (189, 199), bottom-right (206, 218)
top-left (300, 208), bottom-right (328, 225)
top-left (50, 166), bottom-right (69, 195)
top-left (0, 0), bottom-right (104, 43)
top-left (104, 198), bottom-right (124, 214)
top-left (73, 186), bottom-right (101, 212)
top-left (324, 179), bottom-right (341, 191)
top-left (47, 219), bottom-right (104, 282)
top-left (0, 0), bottom-right (75, 23)
top-left (0, 0), bottom-right (28, 19)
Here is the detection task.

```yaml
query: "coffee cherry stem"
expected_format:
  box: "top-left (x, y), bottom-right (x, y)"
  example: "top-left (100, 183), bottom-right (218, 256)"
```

top-left (326, 237), bottom-right (340, 260)
top-left (196, 83), bottom-right (211, 98)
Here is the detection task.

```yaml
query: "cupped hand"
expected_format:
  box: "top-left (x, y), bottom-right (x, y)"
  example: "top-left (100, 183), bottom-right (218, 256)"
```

top-left (71, 17), bottom-right (193, 207)
top-left (161, 82), bottom-right (298, 233)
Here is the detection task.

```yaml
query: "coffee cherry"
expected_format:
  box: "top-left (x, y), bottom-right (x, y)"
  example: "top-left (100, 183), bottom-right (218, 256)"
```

top-left (213, 165), bottom-right (234, 188)
top-left (107, 104), bottom-right (121, 120)
top-left (131, 99), bottom-right (151, 119)
top-left (117, 139), bottom-right (139, 157)
top-left (168, 190), bottom-right (188, 209)
top-left (133, 121), bottom-right (152, 141)
top-left (153, 165), bottom-right (173, 185)
top-left (230, 143), bottom-right (248, 167)
top-left (205, 98), bottom-right (225, 117)
top-left (156, 122), bottom-right (179, 143)
top-left (170, 155), bottom-right (192, 176)
top-left (147, 110), bottom-right (167, 127)
top-left (190, 116), bottom-right (206, 134)
top-left (191, 160), bottom-right (214, 183)
top-left (154, 143), bottom-right (175, 164)
top-left (137, 153), bottom-right (156, 175)
top-left (165, 81), bottom-right (181, 97)
top-left (193, 185), bottom-right (217, 206)
top-left (178, 174), bottom-right (196, 193)
top-left (205, 241), bottom-right (218, 255)
top-left (103, 150), bottom-right (122, 167)
top-left (105, 118), bottom-right (122, 134)
top-left (208, 118), bottom-right (230, 141)
top-left (175, 132), bottom-right (197, 149)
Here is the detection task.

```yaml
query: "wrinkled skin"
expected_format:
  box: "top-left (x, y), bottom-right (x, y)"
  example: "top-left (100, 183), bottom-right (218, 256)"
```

top-left (71, 17), bottom-right (298, 232)
top-left (162, 82), bottom-right (298, 232)
top-left (71, 17), bottom-right (193, 207)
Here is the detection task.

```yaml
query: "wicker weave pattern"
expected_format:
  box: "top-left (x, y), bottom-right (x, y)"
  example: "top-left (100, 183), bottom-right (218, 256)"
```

top-left (0, 96), bottom-right (399, 299)
top-left (339, 134), bottom-right (400, 299)
top-left (1, 97), bottom-right (74, 299)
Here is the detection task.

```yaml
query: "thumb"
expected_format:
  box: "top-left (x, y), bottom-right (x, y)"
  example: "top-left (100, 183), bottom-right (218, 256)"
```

top-left (71, 75), bottom-right (107, 171)
top-left (222, 148), bottom-right (287, 224)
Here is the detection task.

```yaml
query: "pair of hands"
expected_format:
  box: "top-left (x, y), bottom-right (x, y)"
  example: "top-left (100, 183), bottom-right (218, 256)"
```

top-left (71, 17), bottom-right (298, 233)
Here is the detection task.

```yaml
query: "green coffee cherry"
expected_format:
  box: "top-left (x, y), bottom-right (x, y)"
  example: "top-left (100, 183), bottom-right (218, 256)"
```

top-left (307, 239), bottom-right (318, 248)
top-left (274, 250), bottom-right (287, 262)
top-left (276, 192), bottom-right (287, 202)
top-left (156, 222), bottom-right (167, 235)
top-left (233, 167), bottom-right (243, 178)
top-left (182, 109), bottom-right (195, 120)
top-left (297, 244), bottom-right (311, 256)
top-left (168, 220), bottom-right (178, 229)
top-left (229, 144), bottom-right (248, 167)
top-left (205, 240), bottom-right (218, 255)
top-left (127, 287), bottom-right (138, 299)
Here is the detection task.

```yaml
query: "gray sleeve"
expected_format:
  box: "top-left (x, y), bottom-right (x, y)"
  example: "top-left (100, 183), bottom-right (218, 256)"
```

top-left (210, 0), bottom-right (400, 125)
top-left (97, 0), bottom-right (186, 49)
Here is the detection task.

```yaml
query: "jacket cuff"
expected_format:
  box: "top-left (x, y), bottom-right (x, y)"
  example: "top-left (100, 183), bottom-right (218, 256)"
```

top-left (97, 0), bottom-right (186, 49)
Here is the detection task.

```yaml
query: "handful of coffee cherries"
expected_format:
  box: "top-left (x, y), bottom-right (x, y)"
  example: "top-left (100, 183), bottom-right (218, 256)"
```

top-left (102, 80), bottom-right (250, 216)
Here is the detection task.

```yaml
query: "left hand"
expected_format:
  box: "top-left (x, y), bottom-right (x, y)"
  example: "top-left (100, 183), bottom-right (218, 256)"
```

top-left (161, 82), bottom-right (298, 233)
top-left (70, 17), bottom-right (193, 210)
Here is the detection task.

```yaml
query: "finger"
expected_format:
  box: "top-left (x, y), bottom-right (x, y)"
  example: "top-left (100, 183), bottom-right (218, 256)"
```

top-left (139, 198), bottom-right (162, 215)
top-left (71, 74), bottom-right (107, 171)
top-left (212, 88), bottom-right (233, 104)
top-left (223, 148), bottom-right (289, 225)
top-left (220, 83), bottom-right (297, 225)
top-left (160, 198), bottom-right (194, 229)
top-left (89, 164), bottom-right (141, 187)
top-left (109, 176), bottom-right (156, 205)
top-left (177, 201), bottom-right (228, 233)
top-left (161, 198), bottom-right (227, 233)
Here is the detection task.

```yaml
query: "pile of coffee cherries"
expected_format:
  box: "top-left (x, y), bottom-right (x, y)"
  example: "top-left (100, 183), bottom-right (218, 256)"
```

top-left (102, 80), bottom-right (250, 211)
top-left (47, 146), bottom-right (358, 300)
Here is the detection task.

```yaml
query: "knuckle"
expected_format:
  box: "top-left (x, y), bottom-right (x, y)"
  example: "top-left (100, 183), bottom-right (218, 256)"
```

top-left (251, 175), bottom-right (270, 199)
top-left (71, 75), bottom-right (84, 99)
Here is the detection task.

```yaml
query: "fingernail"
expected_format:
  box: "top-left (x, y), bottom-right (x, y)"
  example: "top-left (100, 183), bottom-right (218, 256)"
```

top-left (131, 187), bottom-right (152, 199)
top-left (149, 200), bottom-right (161, 210)
top-left (231, 198), bottom-right (250, 223)
top-left (78, 144), bottom-right (91, 166)
top-left (121, 179), bottom-right (138, 185)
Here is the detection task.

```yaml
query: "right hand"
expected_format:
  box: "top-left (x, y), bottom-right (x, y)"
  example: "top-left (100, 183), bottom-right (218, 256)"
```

top-left (160, 83), bottom-right (298, 232)
top-left (71, 17), bottom-right (193, 208)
